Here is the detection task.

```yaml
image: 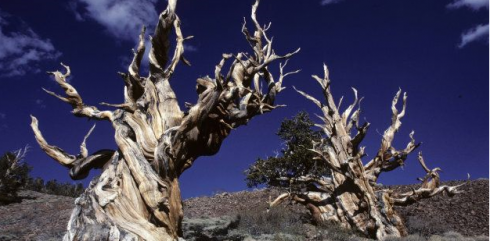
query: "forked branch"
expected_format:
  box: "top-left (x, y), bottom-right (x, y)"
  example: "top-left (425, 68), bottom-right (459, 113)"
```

top-left (392, 152), bottom-right (464, 206)
top-left (30, 116), bottom-right (114, 179)
top-left (44, 63), bottom-right (112, 120)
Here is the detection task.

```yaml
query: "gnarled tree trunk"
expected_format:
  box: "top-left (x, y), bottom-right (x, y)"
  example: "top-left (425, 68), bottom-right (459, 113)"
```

top-left (31, 1), bottom-right (299, 240)
top-left (270, 65), bottom-right (464, 240)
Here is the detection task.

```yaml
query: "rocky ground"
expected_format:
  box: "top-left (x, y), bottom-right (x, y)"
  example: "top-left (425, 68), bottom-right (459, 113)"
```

top-left (0, 190), bottom-right (73, 241)
top-left (183, 179), bottom-right (489, 240)
top-left (390, 180), bottom-right (489, 237)
top-left (0, 179), bottom-right (488, 240)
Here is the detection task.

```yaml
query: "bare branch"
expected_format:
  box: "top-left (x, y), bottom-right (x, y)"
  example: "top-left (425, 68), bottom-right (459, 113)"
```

top-left (293, 86), bottom-right (322, 108)
top-left (341, 88), bottom-right (358, 126)
top-left (417, 151), bottom-right (431, 173)
top-left (277, 59), bottom-right (300, 92)
top-left (30, 115), bottom-right (76, 167)
top-left (148, 4), bottom-right (176, 75)
top-left (69, 150), bottom-right (115, 180)
top-left (99, 102), bottom-right (135, 112)
top-left (45, 63), bottom-right (112, 120)
top-left (351, 122), bottom-right (370, 152)
top-left (163, 16), bottom-right (190, 79)
top-left (374, 89), bottom-right (408, 162)
top-left (129, 26), bottom-right (146, 81)
top-left (80, 124), bottom-right (96, 158)
top-left (417, 151), bottom-right (443, 190)
top-left (269, 192), bottom-right (290, 209)
top-left (30, 115), bottom-right (114, 180)
top-left (393, 183), bottom-right (465, 206)
top-left (346, 97), bottom-right (364, 133)
top-left (215, 53), bottom-right (233, 89)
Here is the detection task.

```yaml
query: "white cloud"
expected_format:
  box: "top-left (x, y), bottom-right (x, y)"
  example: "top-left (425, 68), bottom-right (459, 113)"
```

top-left (458, 24), bottom-right (489, 48)
top-left (320, 0), bottom-right (344, 6)
top-left (70, 0), bottom-right (197, 71)
top-left (447, 0), bottom-right (488, 48)
top-left (447, 0), bottom-right (489, 10)
top-left (0, 11), bottom-right (61, 77)
top-left (70, 0), bottom-right (159, 42)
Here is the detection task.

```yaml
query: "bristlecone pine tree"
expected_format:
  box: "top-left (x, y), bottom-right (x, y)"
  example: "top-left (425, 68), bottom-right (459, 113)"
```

top-left (0, 147), bottom-right (30, 205)
top-left (262, 65), bottom-right (465, 240)
top-left (245, 111), bottom-right (331, 189)
top-left (30, 0), bottom-right (299, 240)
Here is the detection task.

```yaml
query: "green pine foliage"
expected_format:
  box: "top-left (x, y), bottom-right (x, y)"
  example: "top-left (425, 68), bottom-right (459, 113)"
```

top-left (245, 111), bottom-right (331, 190)
top-left (0, 150), bottom-right (32, 204)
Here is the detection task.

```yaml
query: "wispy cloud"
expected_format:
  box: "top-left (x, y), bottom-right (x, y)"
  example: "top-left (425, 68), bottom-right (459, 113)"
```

top-left (458, 24), bottom-right (489, 48)
top-left (447, 0), bottom-right (489, 10)
top-left (71, 0), bottom-right (197, 72)
top-left (69, 0), bottom-right (159, 42)
top-left (0, 11), bottom-right (61, 77)
top-left (447, 0), bottom-right (489, 48)
top-left (320, 0), bottom-right (344, 6)
top-left (0, 112), bottom-right (5, 119)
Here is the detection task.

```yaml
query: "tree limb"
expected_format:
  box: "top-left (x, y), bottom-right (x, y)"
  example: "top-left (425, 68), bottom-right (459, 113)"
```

top-left (30, 115), bottom-right (115, 179)
top-left (44, 63), bottom-right (112, 121)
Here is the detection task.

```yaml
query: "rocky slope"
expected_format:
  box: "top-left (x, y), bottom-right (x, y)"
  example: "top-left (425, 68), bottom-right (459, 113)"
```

top-left (184, 179), bottom-right (489, 239)
top-left (391, 180), bottom-right (489, 237)
top-left (0, 190), bottom-right (73, 241)
top-left (0, 179), bottom-right (487, 240)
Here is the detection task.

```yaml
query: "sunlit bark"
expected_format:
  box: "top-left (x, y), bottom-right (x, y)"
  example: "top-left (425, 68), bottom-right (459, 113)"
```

top-left (31, 0), bottom-right (298, 240)
top-left (270, 64), bottom-right (464, 240)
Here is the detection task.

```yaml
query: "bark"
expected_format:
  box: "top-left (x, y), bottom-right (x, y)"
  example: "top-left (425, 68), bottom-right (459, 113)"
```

top-left (31, 0), bottom-right (299, 240)
top-left (270, 65), bottom-right (464, 240)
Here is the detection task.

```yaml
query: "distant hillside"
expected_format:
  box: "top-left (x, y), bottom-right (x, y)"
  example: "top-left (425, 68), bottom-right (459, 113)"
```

top-left (0, 179), bottom-right (487, 240)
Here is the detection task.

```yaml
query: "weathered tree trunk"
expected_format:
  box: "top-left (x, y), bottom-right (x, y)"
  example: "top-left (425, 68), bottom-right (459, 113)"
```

top-left (270, 65), bottom-right (464, 240)
top-left (31, 1), bottom-right (299, 240)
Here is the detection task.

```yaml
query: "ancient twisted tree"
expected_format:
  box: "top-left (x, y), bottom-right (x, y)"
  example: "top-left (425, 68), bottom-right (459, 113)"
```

top-left (30, 0), bottom-right (299, 240)
top-left (256, 65), bottom-right (464, 240)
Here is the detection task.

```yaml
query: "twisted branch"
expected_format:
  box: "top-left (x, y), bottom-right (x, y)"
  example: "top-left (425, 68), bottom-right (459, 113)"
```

top-left (30, 116), bottom-right (114, 179)
top-left (44, 63), bottom-right (113, 120)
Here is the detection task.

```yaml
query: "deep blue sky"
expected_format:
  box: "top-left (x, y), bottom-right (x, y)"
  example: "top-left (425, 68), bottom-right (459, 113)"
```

top-left (0, 0), bottom-right (487, 199)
